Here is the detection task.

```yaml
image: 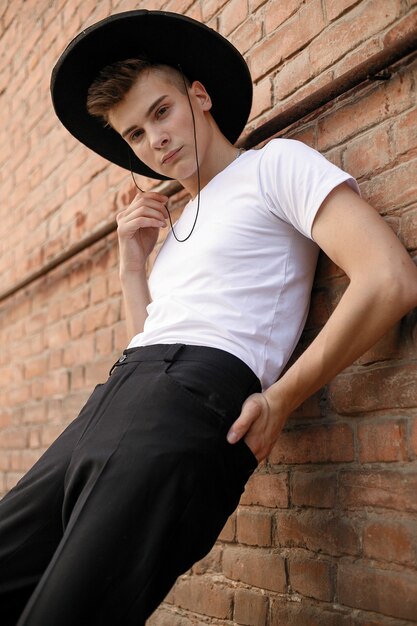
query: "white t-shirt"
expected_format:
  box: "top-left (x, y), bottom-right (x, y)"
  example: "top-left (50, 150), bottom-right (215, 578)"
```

top-left (128, 139), bottom-right (359, 389)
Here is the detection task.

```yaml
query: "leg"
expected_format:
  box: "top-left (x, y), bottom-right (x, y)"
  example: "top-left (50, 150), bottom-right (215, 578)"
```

top-left (0, 380), bottom-right (120, 625)
top-left (15, 350), bottom-right (259, 625)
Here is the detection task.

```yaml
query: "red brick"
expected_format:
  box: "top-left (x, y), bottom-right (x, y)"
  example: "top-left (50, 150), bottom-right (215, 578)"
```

top-left (46, 320), bottom-right (70, 348)
top-left (401, 208), bottom-right (417, 252)
top-left (317, 87), bottom-right (386, 152)
top-left (287, 389), bottom-right (323, 420)
top-left (219, 0), bottom-right (248, 36)
top-left (61, 391), bottom-right (89, 422)
top-left (249, 0), bottom-right (325, 81)
top-left (20, 449), bottom-right (42, 472)
top-left (329, 364), bottom-right (417, 415)
top-left (164, 0), bottom-right (194, 14)
top-left (84, 357), bottom-right (115, 387)
top-left (95, 327), bottom-right (113, 356)
top-left (356, 322), bottom-right (403, 366)
top-left (269, 423), bottom-right (354, 464)
top-left (273, 48), bottom-right (312, 101)
top-left (383, 9), bottom-right (417, 47)
top-left (289, 556), bottom-right (333, 601)
top-left (249, 0), bottom-right (267, 11)
top-left (113, 321), bottom-right (128, 353)
top-left (0, 429), bottom-right (27, 449)
top-left (411, 417), bottom-right (417, 457)
top-left (363, 518), bottom-right (417, 565)
top-left (84, 303), bottom-right (118, 333)
top-left (48, 348), bottom-right (63, 370)
top-left (275, 510), bottom-right (360, 556)
top-left (230, 16), bottom-right (262, 56)
top-left (22, 403), bottom-right (47, 425)
top-left (339, 469), bottom-right (417, 512)
top-left (24, 355), bottom-right (48, 380)
top-left (63, 335), bottom-right (95, 368)
top-left (69, 315), bottom-right (85, 340)
top-left (218, 513), bottom-right (236, 542)
top-left (0, 410), bottom-right (12, 429)
top-left (248, 75), bottom-right (272, 123)
top-left (361, 156), bottom-right (417, 215)
top-left (41, 424), bottom-right (66, 447)
top-left (43, 370), bottom-right (69, 397)
top-left (7, 385), bottom-right (31, 406)
top-left (338, 562), bottom-right (417, 621)
top-left (393, 107), bottom-right (417, 159)
top-left (223, 546), bottom-right (287, 592)
top-left (304, 288), bottom-right (331, 330)
top-left (28, 428), bottom-right (41, 449)
top-left (6, 473), bottom-right (24, 492)
top-left (291, 470), bottom-right (337, 508)
top-left (271, 599), bottom-right (353, 625)
top-left (264, 0), bottom-right (304, 33)
top-left (325, 0), bottom-right (360, 21)
top-left (146, 605), bottom-right (195, 626)
top-left (202, 0), bottom-right (227, 22)
top-left (236, 508), bottom-right (272, 546)
top-left (240, 472), bottom-right (289, 508)
top-left (172, 576), bottom-right (233, 619)
top-left (61, 287), bottom-right (90, 317)
top-left (90, 276), bottom-right (107, 304)
top-left (310, 0), bottom-right (402, 74)
top-left (357, 420), bottom-right (406, 463)
top-left (343, 123), bottom-right (393, 180)
top-left (234, 587), bottom-right (269, 626)
top-left (191, 544), bottom-right (222, 575)
top-left (69, 365), bottom-right (85, 392)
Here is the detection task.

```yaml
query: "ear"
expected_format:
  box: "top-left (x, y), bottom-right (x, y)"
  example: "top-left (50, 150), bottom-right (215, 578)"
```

top-left (190, 80), bottom-right (212, 112)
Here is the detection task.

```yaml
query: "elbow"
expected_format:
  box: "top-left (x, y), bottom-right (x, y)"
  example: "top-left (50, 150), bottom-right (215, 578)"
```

top-left (380, 261), bottom-right (417, 317)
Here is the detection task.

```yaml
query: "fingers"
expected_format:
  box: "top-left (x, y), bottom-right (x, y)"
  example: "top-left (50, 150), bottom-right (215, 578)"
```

top-left (117, 192), bottom-right (169, 234)
top-left (226, 394), bottom-right (267, 444)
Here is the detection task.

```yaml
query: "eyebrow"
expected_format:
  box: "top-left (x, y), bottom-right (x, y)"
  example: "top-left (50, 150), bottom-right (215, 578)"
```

top-left (121, 95), bottom-right (168, 139)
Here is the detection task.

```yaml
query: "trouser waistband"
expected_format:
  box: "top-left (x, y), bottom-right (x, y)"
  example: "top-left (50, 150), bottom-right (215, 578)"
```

top-left (110, 343), bottom-right (259, 390)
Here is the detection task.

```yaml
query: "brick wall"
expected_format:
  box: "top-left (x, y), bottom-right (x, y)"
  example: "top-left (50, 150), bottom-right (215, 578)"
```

top-left (1, 0), bottom-right (417, 624)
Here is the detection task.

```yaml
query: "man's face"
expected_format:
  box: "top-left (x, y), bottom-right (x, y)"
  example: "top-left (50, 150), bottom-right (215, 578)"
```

top-left (108, 69), bottom-right (212, 182)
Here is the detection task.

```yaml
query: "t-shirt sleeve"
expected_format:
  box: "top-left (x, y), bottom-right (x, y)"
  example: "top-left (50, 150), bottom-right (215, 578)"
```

top-left (258, 138), bottom-right (360, 239)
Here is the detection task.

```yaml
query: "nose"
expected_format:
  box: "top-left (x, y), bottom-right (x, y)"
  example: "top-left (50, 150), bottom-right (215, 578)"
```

top-left (149, 129), bottom-right (169, 150)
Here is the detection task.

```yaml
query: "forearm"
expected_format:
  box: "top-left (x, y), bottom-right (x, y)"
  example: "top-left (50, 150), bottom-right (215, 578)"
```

top-left (115, 190), bottom-right (169, 342)
top-left (120, 269), bottom-right (152, 341)
top-left (265, 275), bottom-right (417, 419)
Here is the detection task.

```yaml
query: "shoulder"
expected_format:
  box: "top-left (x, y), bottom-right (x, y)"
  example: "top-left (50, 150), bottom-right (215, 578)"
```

top-left (259, 138), bottom-right (318, 160)
top-left (257, 138), bottom-right (331, 178)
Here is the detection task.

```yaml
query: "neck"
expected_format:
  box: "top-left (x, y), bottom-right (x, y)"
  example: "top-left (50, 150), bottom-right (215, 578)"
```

top-left (179, 130), bottom-right (241, 198)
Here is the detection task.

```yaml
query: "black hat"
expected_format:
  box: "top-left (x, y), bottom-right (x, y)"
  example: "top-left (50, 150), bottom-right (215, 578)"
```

top-left (50, 10), bottom-right (253, 180)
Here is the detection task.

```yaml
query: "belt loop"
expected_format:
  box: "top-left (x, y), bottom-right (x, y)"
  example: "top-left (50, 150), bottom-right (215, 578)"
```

top-left (163, 344), bottom-right (185, 363)
top-left (109, 353), bottom-right (128, 376)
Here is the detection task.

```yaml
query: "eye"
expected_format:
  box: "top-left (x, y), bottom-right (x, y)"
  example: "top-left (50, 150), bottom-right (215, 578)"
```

top-left (130, 128), bottom-right (143, 143)
top-left (156, 105), bottom-right (169, 119)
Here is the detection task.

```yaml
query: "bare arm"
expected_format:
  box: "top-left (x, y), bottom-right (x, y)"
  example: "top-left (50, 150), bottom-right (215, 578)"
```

top-left (117, 191), bottom-right (168, 341)
top-left (227, 183), bottom-right (417, 460)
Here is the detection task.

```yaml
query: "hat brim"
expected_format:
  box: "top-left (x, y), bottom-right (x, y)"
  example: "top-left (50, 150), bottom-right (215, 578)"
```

top-left (50, 10), bottom-right (253, 180)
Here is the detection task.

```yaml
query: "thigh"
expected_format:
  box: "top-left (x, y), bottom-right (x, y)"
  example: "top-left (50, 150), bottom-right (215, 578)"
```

top-left (0, 381), bottom-right (111, 625)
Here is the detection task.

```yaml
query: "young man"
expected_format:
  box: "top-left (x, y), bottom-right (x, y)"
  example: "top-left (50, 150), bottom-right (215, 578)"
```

top-left (1, 10), bottom-right (417, 626)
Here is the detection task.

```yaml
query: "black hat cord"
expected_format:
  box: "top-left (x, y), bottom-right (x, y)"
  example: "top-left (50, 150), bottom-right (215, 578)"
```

top-left (129, 65), bottom-right (201, 243)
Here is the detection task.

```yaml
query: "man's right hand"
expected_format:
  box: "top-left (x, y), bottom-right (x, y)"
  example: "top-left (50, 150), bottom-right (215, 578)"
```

top-left (116, 191), bottom-right (169, 272)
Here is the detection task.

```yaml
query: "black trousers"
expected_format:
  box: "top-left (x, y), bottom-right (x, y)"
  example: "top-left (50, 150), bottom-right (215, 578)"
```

top-left (0, 344), bottom-right (260, 625)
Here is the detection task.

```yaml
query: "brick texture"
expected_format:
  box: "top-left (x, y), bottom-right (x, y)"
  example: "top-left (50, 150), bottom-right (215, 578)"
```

top-left (2, 1), bottom-right (417, 625)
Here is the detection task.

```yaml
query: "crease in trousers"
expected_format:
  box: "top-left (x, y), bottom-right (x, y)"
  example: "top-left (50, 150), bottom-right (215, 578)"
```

top-left (0, 343), bottom-right (261, 625)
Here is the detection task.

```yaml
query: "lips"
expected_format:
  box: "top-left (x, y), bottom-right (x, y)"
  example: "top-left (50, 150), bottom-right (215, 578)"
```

top-left (162, 147), bottom-right (182, 165)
